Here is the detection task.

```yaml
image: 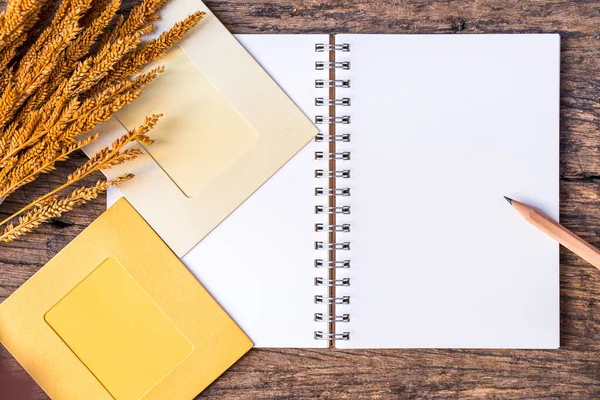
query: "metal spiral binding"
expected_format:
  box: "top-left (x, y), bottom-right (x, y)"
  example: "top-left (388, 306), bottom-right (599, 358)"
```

top-left (314, 41), bottom-right (351, 342)
top-left (315, 43), bottom-right (350, 52)
top-left (315, 295), bottom-right (350, 304)
top-left (315, 278), bottom-right (351, 286)
top-left (315, 79), bottom-right (351, 88)
top-left (315, 187), bottom-right (350, 196)
top-left (314, 259), bottom-right (350, 268)
top-left (315, 116), bottom-right (351, 124)
top-left (315, 133), bottom-right (351, 142)
top-left (316, 98), bottom-right (351, 106)
top-left (315, 61), bottom-right (351, 70)
top-left (315, 313), bottom-right (350, 322)
top-left (315, 169), bottom-right (350, 179)
top-left (315, 241), bottom-right (350, 250)
top-left (315, 205), bottom-right (350, 214)
top-left (315, 223), bottom-right (351, 232)
top-left (315, 152), bottom-right (351, 161)
top-left (315, 332), bottom-right (350, 340)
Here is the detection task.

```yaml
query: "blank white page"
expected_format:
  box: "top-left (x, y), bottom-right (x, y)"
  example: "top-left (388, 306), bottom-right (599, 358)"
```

top-left (335, 34), bottom-right (560, 348)
top-left (110, 34), bottom-right (329, 347)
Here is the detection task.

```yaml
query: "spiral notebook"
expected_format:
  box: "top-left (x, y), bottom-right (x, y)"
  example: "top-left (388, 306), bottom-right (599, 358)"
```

top-left (110, 33), bottom-right (560, 349)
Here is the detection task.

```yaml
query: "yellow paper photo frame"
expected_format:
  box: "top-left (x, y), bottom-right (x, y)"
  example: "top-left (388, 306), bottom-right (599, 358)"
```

top-left (0, 199), bottom-right (252, 400)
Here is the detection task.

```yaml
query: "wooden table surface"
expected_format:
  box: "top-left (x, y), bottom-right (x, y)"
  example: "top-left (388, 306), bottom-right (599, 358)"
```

top-left (1, 0), bottom-right (600, 398)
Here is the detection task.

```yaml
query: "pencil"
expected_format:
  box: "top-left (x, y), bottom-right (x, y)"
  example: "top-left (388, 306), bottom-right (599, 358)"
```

top-left (504, 196), bottom-right (600, 272)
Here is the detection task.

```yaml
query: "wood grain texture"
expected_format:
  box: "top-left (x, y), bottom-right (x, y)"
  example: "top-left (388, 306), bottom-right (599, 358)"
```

top-left (1, 0), bottom-right (600, 399)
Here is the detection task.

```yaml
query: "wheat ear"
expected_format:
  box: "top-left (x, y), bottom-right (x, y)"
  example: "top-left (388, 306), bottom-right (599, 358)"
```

top-left (0, 174), bottom-right (133, 242)
top-left (0, 114), bottom-right (161, 229)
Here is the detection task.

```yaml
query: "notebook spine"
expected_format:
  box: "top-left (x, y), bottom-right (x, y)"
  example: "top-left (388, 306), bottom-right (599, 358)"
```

top-left (314, 39), bottom-right (351, 343)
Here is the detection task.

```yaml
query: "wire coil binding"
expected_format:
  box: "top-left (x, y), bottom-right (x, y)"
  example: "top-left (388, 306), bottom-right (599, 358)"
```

top-left (315, 295), bottom-right (350, 305)
top-left (315, 332), bottom-right (350, 340)
top-left (315, 61), bottom-right (351, 70)
top-left (315, 43), bottom-right (351, 52)
top-left (315, 223), bottom-right (351, 232)
top-left (315, 133), bottom-right (351, 142)
top-left (315, 242), bottom-right (350, 250)
top-left (315, 278), bottom-right (351, 286)
top-left (315, 116), bottom-right (351, 124)
top-left (315, 205), bottom-right (350, 214)
top-left (315, 313), bottom-right (350, 322)
top-left (315, 79), bottom-right (350, 88)
top-left (315, 151), bottom-right (351, 161)
top-left (314, 42), bottom-right (351, 342)
top-left (314, 259), bottom-right (351, 268)
top-left (315, 187), bottom-right (350, 196)
top-left (315, 98), bottom-right (351, 106)
top-left (315, 169), bottom-right (350, 178)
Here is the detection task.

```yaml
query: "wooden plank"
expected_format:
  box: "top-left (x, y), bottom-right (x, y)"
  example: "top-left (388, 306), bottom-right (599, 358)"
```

top-left (1, 1), bottom-right (600, 399)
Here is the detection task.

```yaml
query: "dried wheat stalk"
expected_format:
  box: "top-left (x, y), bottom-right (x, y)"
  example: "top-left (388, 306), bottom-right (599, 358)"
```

top-left (0, 174), bottom-right (134, 242)
top-left (0, 0), bottom-right (205, 242)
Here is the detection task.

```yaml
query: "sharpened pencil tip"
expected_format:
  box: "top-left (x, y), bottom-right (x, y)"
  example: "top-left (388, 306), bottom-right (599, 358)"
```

top-left (503, 196), bottom-right (513, 205)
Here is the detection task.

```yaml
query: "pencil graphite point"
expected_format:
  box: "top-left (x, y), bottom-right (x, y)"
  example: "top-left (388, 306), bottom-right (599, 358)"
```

top-left (503, 196), bottom-right (513, 205)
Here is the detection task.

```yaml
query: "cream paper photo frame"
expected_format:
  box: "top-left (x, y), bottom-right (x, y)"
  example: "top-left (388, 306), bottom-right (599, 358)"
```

top-left (83, 0), bottom-right (318, 257)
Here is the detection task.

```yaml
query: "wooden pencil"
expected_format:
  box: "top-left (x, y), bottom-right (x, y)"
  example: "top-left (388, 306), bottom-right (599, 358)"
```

top-left (505, 196), bottom-right (600, 272)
